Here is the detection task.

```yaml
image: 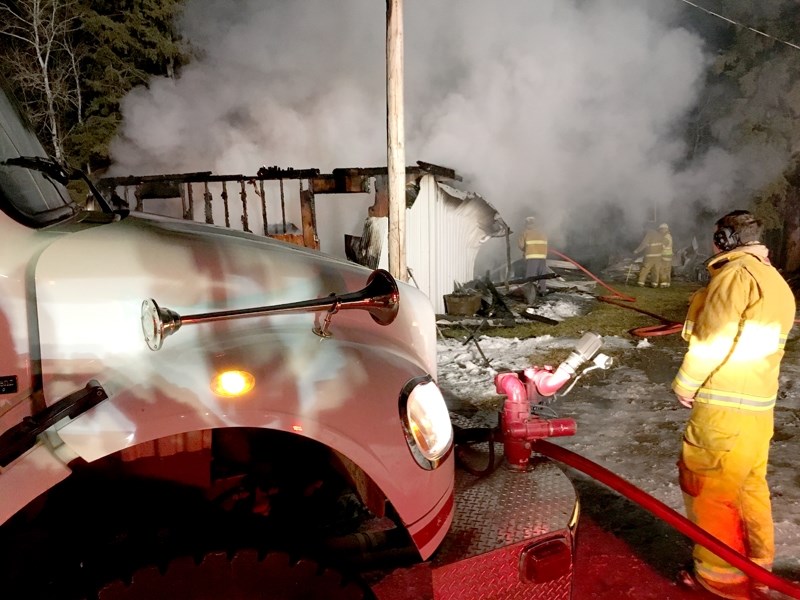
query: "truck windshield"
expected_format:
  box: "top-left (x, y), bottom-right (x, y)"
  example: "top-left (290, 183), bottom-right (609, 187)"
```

top-left (0, 86), bottom-right (78, 228)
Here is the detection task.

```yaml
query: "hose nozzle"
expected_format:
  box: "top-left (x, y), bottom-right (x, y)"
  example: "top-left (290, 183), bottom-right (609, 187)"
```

top-left (559, 332), bottom-right (602, 375)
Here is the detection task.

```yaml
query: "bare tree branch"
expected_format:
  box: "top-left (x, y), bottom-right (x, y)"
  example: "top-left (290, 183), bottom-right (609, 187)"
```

top-left (0, 0), bottom-right (82, 161)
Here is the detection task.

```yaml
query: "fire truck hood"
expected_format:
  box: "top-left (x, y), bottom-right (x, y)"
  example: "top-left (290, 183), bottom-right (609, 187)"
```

top-left (35, 212), bottom-right (436, 375)
top-left (28, 212), bottom-right (449, 525)
top-left (28, 213), bottom-right (450, 539)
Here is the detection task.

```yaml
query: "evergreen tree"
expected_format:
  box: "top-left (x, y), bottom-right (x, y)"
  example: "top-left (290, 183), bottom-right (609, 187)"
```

top-left (0, 0), bottom-right (189, 171)
top-left (681, 1), bottom-right (800, 269)
top-left (69, 0), bottom-right (189, 172)
top-left (717, 3), bottom-right (800, 270)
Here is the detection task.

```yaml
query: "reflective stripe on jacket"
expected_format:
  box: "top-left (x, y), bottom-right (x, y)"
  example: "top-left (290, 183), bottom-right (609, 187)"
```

top-left (519, 226), bottom-right (548, 260)
top-left (672, 248), bottom-right (796, 411)
top-left (662, 232), bottom-right (673, 261)
top-left (635, 230), bottom-right (663, 259)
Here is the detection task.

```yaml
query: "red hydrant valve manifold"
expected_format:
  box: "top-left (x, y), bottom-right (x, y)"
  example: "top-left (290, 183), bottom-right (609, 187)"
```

top-left (494, 333), bottom-right (610, 471)
top-left (495, 369), bottom-right (577, 470)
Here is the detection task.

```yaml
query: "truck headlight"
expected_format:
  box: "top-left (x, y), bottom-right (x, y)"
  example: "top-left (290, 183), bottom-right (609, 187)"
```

top-left (400, 376), bottom-right (453, 470)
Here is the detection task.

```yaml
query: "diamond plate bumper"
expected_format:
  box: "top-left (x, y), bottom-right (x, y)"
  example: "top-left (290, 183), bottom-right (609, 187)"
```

top-left (373, 445), bottom-right (578, 600)
top-left (432, 452), bottom-right (576, 600)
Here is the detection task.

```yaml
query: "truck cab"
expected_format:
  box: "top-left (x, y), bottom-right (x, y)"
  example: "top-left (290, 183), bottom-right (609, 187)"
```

top-left (0, 81), bottom-right (580, 600)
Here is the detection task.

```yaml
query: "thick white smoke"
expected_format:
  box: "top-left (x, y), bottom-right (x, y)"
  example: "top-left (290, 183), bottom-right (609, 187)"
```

top-left (109, 0), bottom-right (782, 266)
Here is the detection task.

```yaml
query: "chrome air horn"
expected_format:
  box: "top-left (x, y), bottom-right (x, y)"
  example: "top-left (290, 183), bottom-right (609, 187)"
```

top-left (141, 269), bottom-right (400, 351)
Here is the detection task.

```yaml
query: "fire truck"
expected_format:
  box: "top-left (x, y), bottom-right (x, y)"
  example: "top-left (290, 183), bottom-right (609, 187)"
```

top-left (0, 81), bottom-right (612, 599)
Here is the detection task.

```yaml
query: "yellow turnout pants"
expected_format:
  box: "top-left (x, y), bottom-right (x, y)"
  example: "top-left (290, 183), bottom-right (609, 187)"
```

top-left (659, 259), bottom-right (672, 286)
top-left (638, 258), bottom-right (661, 285)
top-left (679, 403), bottom-right (774, 586)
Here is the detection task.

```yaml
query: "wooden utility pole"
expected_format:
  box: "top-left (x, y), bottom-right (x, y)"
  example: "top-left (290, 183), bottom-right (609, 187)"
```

top-left (386, 0), bottom-right (407, 281)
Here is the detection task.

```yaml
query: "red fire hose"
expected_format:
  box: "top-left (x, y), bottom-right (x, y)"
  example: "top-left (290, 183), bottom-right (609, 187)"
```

top-left (548, 248), bottom-right (683, 337)
top-left (598, 296), bottom-right (684, 337)
top-left (549, 248), bottom-right (636, 303)
top-left (531, 439), bottom-right (800, 599)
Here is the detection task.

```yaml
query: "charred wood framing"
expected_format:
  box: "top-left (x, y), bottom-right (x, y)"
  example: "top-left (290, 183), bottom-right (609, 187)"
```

top-left (186, 183), bottom-right (194, 221)
top-left (221, 181), bottom-right (230, 227)
top-left (239, 180), bottom-right (250, 233)
top-left (203, 182), bottom-right (212, 224)
top-left (280, 179), bottom-right (287, 233)
top-left (98, 161), bottom-right (459, 253)
top-left (300, 185), bottom-right (318, 250)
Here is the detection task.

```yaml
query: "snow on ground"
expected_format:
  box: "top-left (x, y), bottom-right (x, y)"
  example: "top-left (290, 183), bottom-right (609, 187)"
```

top-left (437, 293), bottom-right (800, 577)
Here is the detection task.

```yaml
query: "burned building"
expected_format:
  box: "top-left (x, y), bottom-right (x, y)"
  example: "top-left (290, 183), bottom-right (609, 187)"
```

top-left (100, 161), bottom-right (510, 314)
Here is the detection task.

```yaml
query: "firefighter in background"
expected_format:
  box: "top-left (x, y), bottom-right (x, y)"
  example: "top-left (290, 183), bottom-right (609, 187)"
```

top-left (518, 216), bottom-right (549, 303)
top-left (673, 210), bottom-right (795, 600)
top-left (633, 224), bottom-right (663, 287)
top-left (658, 223), bottom-right (673, 288)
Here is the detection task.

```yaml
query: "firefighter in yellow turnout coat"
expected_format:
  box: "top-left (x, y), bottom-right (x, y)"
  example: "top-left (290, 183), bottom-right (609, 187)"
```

top-left (672, 211), bottom-right (796, 600)
top-left (658, 223), bottom-right (673, 288)
top-left (519, 216), bottom-right (549, 303)
top-left (634, 226), bottom-right (663, 287)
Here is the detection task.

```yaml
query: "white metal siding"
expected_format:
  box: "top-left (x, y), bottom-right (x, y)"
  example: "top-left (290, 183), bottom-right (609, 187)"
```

top-left (410, 176), bottom-right (493, 314)
top-left (377, 175), bottom-right (501, 314)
